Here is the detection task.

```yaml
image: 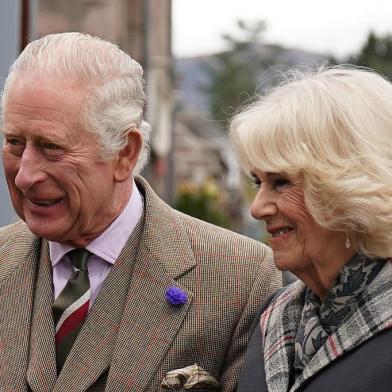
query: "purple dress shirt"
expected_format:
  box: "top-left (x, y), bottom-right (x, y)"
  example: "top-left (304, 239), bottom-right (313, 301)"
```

top-left (49, 182), bottom-right (144, 307)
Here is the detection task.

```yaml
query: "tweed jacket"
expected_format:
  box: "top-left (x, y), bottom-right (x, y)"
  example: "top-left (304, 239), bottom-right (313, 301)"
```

top-left (0, 176), bottom-right (281, 392)
top-left (237, 260), bottom-right (392, 392)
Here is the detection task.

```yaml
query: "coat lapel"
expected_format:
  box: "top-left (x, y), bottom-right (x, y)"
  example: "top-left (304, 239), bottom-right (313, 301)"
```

top-left (0, 225), bottom-right (39, 392)
top-left (105, 244), bottom-right (193, 391)
top-left (27, 240), bottom-right (58, 392)
top-left (104, 177), bottom-right (196, 391)
top-left (291, 260), bottom-right (392, 391)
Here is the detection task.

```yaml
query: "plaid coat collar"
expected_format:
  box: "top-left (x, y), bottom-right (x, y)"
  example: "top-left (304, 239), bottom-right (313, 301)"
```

top-left (260, 260), bottom-right (392, 392)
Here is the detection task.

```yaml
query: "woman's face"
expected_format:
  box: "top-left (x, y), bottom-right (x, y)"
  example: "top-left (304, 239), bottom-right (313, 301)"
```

top-left (250, 169), bottom-right (349, 276)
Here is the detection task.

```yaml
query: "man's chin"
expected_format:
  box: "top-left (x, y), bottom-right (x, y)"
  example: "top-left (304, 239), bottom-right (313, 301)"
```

top-left (24, 219), bottom-right (67, 242)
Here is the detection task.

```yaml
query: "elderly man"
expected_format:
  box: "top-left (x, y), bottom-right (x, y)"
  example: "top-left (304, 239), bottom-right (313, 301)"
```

top-left (0, 33), bottom-right (280, 392)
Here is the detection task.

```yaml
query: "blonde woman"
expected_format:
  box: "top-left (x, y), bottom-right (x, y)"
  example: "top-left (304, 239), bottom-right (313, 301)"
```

top-left (230, 66), bottom-right (392, 392)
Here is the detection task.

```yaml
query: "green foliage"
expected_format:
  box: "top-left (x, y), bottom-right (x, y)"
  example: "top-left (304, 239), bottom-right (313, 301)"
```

top-left (175, 181), bottom-right (230, 228)
top-left (203, 20), bottom-right (270, 125)
top-left (350, 31), bottom-right (392, 79)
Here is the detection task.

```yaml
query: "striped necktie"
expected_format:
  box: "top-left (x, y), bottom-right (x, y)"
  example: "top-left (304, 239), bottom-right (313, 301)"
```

top-left (53, 248), bottom-right (91, 372)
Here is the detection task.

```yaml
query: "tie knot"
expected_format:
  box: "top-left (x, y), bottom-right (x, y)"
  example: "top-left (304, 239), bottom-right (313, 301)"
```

top-left (67, 248), bottom-right (90, 271)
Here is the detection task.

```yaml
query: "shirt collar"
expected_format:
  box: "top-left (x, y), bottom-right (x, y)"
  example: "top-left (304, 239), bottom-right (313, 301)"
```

top-left (49, 181), bottom-right (144, 266)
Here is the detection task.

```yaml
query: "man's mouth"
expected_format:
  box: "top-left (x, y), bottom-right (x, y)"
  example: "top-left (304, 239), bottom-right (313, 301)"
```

top-left (30, 198), bottom-right (62, 207)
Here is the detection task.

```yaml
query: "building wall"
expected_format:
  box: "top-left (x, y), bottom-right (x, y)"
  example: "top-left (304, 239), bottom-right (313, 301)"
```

top-left (37, 0), bottom-right (175, 201)
top-left (38, 0), bottom-right (145, 63)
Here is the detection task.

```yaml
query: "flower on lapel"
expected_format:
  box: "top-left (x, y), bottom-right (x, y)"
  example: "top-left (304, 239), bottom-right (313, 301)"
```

top-left (161, 364), bottom-right (220, 390)
top-left (165, 286), bottom-right (187, 306)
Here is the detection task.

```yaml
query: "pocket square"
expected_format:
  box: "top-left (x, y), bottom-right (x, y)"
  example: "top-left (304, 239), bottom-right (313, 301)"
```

top-left (161, 363), bottom-right (220, 390)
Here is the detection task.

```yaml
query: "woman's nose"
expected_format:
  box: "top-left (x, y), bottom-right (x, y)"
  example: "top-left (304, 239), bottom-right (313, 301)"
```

top-left (250, 189), bottom-right (277, 220)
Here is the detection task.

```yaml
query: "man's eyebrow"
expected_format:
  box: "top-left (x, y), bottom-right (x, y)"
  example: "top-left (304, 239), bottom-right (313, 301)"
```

top-left (1, 128), bottom-right (17, 135)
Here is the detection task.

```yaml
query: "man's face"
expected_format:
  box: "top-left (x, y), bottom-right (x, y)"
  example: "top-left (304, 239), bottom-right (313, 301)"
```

top-left (2, 76), bottom-right (130, 246)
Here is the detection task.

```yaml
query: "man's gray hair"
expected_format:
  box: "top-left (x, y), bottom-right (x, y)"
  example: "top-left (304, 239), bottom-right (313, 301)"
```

top-left (1, 32), bottom-right (150, 174)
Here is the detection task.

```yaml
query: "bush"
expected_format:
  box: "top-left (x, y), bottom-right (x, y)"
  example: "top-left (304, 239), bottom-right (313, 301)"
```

top-left (175, 180), bottom-right (230, 228)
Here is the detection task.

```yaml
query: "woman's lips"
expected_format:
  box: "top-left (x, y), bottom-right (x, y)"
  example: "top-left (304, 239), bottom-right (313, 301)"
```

top-left (271, 227), bottom-right (294, 238)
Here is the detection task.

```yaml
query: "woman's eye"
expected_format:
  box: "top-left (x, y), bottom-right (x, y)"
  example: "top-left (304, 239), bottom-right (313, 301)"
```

top-left (250, 176), bottom-right (262, 188)
top-left (273, 178), bottom-right (291, 190)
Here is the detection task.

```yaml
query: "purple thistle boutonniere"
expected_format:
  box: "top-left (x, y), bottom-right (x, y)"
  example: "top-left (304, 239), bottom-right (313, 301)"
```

top-left (165, 286), bottom-right (187, 306)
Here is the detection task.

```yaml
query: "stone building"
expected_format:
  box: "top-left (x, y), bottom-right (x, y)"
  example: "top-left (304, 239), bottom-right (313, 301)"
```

top-left (38, 0), bottom-right (175, 200)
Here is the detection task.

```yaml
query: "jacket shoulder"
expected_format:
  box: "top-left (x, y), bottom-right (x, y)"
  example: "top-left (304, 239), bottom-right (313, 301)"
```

top-left (0, 220), bottom-right (31, 243)
top-left (0, 221), bottom-right (36, 278)
top-left (176, 208), bottom-right (282, 300)
top-left (176, 209), bottom-right (271, 259)
top-left (137, 175), bottom-right (281, 286)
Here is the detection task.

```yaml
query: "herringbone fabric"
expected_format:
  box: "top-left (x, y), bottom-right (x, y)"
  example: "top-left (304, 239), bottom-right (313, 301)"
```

top-left (0, 176), bottom-right (282, 392)
top-left (53, 249), bottom-right (91, 372)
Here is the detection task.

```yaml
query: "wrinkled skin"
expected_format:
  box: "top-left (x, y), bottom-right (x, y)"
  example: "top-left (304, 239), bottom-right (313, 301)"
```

top-left (2, 76), bottom-right (141, 247)
top-left (250, 169), bottom-right (354, 297)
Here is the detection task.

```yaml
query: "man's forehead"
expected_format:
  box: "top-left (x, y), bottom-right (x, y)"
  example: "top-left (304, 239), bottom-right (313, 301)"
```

top-left (7, 74), bottom-right (87, 99)
top-left (5, 75), bottom-right (86, 113)
top-left (2, 77), bottom-right (90, 141)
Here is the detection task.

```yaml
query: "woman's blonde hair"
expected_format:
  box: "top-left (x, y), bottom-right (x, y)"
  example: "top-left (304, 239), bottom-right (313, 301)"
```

top-left (230, 65), bottom-right (392, 258)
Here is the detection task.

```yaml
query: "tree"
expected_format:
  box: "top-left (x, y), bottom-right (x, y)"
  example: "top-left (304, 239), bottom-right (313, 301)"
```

top-left (203, 20), bottom-right (274, 125)
top-left (350, 31), bottom-right (392, 79)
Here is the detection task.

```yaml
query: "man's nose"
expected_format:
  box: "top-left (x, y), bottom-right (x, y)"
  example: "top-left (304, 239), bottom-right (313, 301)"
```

top-left (250, 189), bottom-right (277, 220)
top-left (14, 146), bottom-right (47, 191)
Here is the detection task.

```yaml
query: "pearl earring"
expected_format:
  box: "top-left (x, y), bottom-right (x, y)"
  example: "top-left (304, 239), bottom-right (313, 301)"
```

top-left (345, 235), bottom-right (351, 249)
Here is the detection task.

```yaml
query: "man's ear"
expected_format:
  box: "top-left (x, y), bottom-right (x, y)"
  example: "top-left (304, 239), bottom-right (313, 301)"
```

top-left (113, 129), bottom-right (142, 182)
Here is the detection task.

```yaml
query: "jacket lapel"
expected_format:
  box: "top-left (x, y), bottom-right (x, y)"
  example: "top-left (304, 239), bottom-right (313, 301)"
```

top-left (291, 260), bottom-right (392, 391)
top-left (104, 177), bottom-right (196, 391)
top-left (0, 225), bottom-right (39, 392)
top-left (105, 244), bottom-right (193, 391)
top-left (27, 240), bottom-right (58, 392)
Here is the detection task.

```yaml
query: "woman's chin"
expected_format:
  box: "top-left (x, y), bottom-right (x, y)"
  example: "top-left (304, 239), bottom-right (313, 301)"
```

top-left (273, 254), bottom-right (302, 273)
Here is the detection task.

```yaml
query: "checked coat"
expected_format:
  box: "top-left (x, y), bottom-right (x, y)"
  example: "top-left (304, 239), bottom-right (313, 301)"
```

top-left (237, 260), bottom-right (392, 392)
top-left (0, 176), bottom-right (281, 392)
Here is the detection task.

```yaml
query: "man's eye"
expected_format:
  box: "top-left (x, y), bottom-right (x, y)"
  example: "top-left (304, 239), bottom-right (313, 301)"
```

top-left (40, 142), bottom-right (64, 157)
top-left (42, 142), bottom-right (60, 150)
top-left (6, 137), bottom-right (24, 146)
top-left (4, 137), bottom-right (25, 155)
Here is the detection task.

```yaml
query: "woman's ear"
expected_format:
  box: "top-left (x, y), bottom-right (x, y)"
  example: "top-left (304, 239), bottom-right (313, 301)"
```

top-left (113, 129), bottom-right (142, 182)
